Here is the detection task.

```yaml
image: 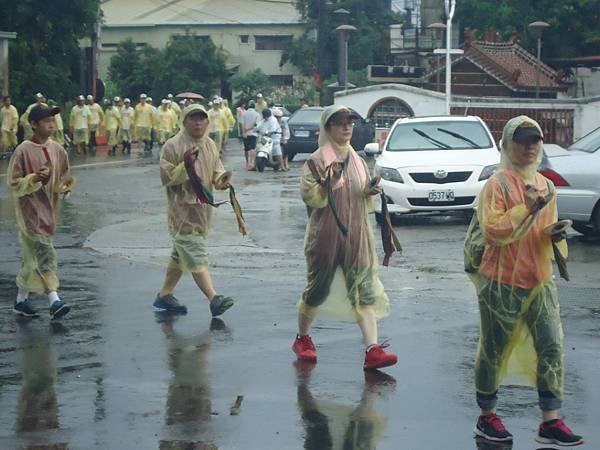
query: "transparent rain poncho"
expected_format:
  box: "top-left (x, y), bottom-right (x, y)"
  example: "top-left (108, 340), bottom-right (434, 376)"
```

top-left (298, 105), bottom-right (390, 321)
top-left (159, 120), bottom-right (229, 273)
top-left (7, 140), bottom-right (74, 292)
top-left (467, 115), bottom-right (567, 400)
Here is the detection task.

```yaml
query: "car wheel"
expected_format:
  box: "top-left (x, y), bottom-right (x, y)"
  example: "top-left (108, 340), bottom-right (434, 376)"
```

top-left (572, 222), bottom-right (596, 236)
top-left (256, 157), bottom-right (266, 172)
top-left (287, 152), bottom-right (296, 161)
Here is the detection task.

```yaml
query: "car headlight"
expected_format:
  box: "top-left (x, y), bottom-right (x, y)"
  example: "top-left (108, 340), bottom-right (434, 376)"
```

top-left (478, 164), bottom-right (499, 181)
top-left (374, 165), bottom-right (403, 183)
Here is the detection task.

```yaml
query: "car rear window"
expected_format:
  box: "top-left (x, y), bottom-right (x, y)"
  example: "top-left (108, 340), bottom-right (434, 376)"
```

top-left (386, 120), bottom-right (493, 151)
top-left (569, 128), bottom-right (600, 153)
top-left (288, 109), bottom-right (322, 124)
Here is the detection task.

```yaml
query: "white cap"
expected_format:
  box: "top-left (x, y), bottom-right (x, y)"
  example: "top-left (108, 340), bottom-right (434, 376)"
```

top-left (256, 93), bottom-right (263, 98)
top-left (114, 96), bottom-right (121, 102)
top-left (35, 92), bottom-right (44, 98)
top-left (147, 97), bottom-right (153, 102)
top-left (213, 97), bottom-right (222, 104)
top-left (161, 99), bottom-right (168, 105)
top-left (124, 98), bottom-right (131, 103)
top-left (87, 95), bottom-right (94, 101)
top-left (179, 100), bottom-right (185, 105)
top-left (167, 93), bottom-right (174, 99)
top-left (140, 93), bottom-right (147, 99)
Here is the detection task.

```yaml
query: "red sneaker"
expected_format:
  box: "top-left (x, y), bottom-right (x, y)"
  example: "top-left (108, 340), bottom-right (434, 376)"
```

top-left (292, 335), bottom-right (317, 362)
top-left (536, 418), bottom-right (584, 446)
top-left (363, 343), bottom-right (397, 370)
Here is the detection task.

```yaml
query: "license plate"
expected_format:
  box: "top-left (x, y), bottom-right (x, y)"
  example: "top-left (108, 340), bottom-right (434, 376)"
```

top-left (294, 130), bottom-right (309, 137)
top-left (428, 189), bottom-right (455, 202)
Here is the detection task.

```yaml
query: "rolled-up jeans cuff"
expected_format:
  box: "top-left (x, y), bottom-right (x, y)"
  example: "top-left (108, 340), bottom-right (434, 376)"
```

top-left (539, 391), bottom-right (562, 411)
top-left (476, 391), bottom-right (498, 410)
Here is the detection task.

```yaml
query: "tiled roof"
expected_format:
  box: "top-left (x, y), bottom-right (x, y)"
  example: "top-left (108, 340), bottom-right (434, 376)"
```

top-left (424, 40), bottom-right (566, 92)
top-left (463, 40), bottom-right (563, 91)
top-left (101, 0), bottom-right (303, 27)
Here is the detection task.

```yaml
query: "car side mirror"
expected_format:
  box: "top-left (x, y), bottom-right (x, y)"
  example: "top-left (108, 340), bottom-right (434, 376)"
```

top-left (364, 142), bottom-right (381, 155)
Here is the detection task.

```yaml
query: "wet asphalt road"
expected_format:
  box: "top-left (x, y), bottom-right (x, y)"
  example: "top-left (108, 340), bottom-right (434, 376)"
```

top-left (0, 142), bottom-right (599, 450)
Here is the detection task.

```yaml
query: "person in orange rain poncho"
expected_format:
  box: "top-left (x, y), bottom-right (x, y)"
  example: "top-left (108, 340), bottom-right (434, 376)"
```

top-left (466, 116), bottom-right (583, 446)
top-left (292, 105), bottom-right (397, 371)
top-left (7, 105), bottom-right (76, 320)
top-left (153, 104), bottom-right (235, 317)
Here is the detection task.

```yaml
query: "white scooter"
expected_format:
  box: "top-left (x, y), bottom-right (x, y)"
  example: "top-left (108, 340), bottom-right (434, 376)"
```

top-left (255, 131), bottom-right (281, 172)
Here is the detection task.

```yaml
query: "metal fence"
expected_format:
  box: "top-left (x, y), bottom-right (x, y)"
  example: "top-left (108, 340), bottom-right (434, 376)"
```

top-left (452, 107), bottom-right (575, 147)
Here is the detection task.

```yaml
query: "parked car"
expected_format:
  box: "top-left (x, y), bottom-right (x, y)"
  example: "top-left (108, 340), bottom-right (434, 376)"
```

top-left (540, 126), bottom-right (600, 237)
top-left (285, 106), bottom-right (375, 160)
top-left (371, 115), bottom-right (500, 217)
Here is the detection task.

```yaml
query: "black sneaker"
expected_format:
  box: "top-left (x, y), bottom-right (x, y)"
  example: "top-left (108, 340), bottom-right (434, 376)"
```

top-left (474, 413), bottom-right (513, 443)
top-left (536, 418), bottom-right (584, 446)
top-left (153, 293), bottom-right (188, 314)
top-left (13, 300), bottom-right (39, 318)
top-left (209, 295), bottom-right (234, 317)
top-left (49, 300), bottom-right (71, 319)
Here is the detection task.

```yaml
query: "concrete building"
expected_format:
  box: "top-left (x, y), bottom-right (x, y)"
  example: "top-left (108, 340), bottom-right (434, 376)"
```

top-left (0, 31), bottom-right (17, 96)
top-left (98, 0), bottom-right (306, 87)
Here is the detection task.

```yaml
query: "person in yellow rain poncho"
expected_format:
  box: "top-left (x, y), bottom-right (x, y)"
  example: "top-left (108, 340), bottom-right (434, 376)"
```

top-left (119, 98), bottom-right (134, 154)
top-left (47, 100), bottom-right (64, 145)
top-left (1, 95), bottom-right (19, 156)
top-left (153, 104), bottom-right (236, 318)
top-left (103, 98), bottom-right (121, 156)
top-left (20, 93), bottom-right (47, 141)
top-left (221, 99), bottom-right (235, 149)
top-left (292, 105), bottom-right (397, 371)
top-left (7, 105), bottom-right (75, 320)
top-left (167, 94), bottom-right (181, 123)
top-left (69, 95), bottom-right (91, 155)
top-left (85, 95), bottom-right (104, 153)
top-left (156, 99), bottom-right (177, 147)
top-left (207, 97), bottom-right (228, 154)
top-left (467, 116), bottom-right (583, 446)
top-left (134, 93), bottom-right (154, 155)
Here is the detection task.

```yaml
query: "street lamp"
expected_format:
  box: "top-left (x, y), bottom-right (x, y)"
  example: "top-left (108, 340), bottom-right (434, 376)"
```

top-left (528, 21), bottom-right (550, 99)
top-left (444, 0), bottom-right (456, 115)
top-left (333, 8), bottom-right (356, 89)
top-left (427, 22), bottom-right (446, 92)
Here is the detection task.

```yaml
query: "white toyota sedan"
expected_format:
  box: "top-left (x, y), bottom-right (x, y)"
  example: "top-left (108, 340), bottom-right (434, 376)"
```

top-left (372, 116), bottom-right (500, 216)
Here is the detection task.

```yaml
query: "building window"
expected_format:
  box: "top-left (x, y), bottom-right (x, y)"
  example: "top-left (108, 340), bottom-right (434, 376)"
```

top-left (173, 34), bottom-right (211, 43)
top-left (367, 97), bottom-right (414, 128)
top-left (254, 35), bottom-right (292, 51)
top-left (101, 42), bottom-right (147, 51)
top-left (240, 35), bottom-right (249, 44)
top-left (269, 75), bottom-right (294, 87)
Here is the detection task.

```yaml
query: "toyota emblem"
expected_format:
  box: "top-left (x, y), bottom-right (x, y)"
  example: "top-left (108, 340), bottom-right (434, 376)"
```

top-left (434, 169), bottom-right (448, 179)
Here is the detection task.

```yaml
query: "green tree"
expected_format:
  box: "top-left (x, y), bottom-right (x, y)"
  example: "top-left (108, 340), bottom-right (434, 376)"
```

top-left (455, 0), bottom-right (600, 58)
top-left (108, 34), bottom-right (227, 101)
top-left (229, 69), bottom-right (273, 104)
top-left (282, 0), bottom-right (402, 83)
top-left (0, 0), bottom-right (101, 111)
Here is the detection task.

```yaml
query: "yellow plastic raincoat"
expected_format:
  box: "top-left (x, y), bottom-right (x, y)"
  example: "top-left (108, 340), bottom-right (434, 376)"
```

top-left (103, 106), bottom-right (121, 146)
top-left (1, 104), bottom-right (19, 149)
top-left (298, 105), bottom-right (390, 321)
top-left (469, 115), bottom-right (566, 401)
top-left (7, 140), bottom-right (74, 293)
top-left (159, 107), bottom-right (229, 273)
top-left (134, 103), bottom-right (154, 141)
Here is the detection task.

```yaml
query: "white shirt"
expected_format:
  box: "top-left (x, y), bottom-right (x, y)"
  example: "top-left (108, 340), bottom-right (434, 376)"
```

top-left (241, 108), bottom-right (261, 137)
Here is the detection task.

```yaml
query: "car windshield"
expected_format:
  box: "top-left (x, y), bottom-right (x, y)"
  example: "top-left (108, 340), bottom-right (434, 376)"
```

top-left (288, 109), bottom-right (322, 124)
top-left (568, 128), bottom-right (600, 153)
top-left (386, 120), bottom-right (493, 151)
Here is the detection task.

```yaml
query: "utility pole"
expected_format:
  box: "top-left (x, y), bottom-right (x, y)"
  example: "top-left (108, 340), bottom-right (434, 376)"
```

top-left (316, 0), bottom-right (328, 105)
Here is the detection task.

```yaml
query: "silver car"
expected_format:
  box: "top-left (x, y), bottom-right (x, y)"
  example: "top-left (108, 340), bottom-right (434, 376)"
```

top-left (541, 127), bottom-right (600, 237)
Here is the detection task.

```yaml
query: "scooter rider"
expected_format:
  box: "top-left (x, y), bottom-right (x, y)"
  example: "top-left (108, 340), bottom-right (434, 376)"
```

top-left (256, 108), bottom-right (283, 170)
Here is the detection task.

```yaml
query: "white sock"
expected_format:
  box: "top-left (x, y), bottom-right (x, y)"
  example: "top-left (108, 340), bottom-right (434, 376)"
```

top-left (16, 289), bottom-right (29, 303)
top-left (48, 291), bottom-right (60, 306)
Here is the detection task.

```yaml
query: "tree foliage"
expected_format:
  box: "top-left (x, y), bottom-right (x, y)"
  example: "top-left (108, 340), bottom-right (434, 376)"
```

top-left (455, 0), bottom-right (600, 58)
top-left (108, 34), bottom-right (227, 101)
top-left (0, 0), bottom-right (101, 111)
top-left (229, 69), bottom-right (273, 104)
top-left (282, 0), bottom-right (402, 80)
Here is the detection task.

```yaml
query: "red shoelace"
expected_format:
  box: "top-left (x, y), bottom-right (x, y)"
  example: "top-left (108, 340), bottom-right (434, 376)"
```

top-left (543, 418), bottom-right (573, 434)
top-left (484, 414), bottom-right (507, 432)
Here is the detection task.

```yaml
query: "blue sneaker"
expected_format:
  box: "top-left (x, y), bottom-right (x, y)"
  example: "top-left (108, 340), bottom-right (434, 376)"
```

top-left (13, 300), bottom-right (39, 318)
top-left (153, 293), bottom-right (188, 314)
top-left (49, 300), bottom-right (70, 319)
